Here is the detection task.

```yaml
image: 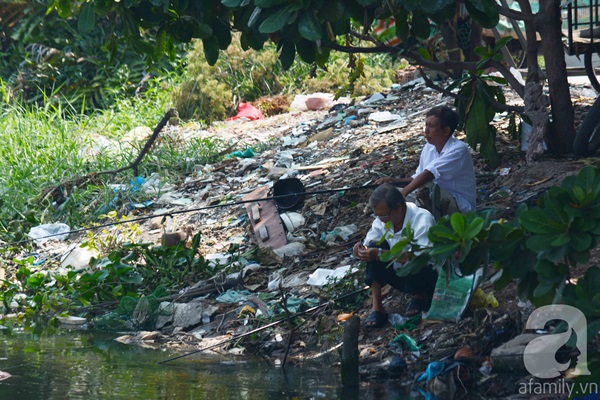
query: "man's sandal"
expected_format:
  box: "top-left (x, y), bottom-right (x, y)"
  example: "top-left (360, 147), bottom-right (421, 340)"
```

top-left (405, 297), bottom-right (432, 317)
top-left (364, 311), bottom-right (388, 329)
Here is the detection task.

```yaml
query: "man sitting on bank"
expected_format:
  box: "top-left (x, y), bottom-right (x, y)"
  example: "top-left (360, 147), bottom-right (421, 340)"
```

top-left (353, 183), bottom-right (437, 328)
top-left (377, 106), bottom-right (476, 219)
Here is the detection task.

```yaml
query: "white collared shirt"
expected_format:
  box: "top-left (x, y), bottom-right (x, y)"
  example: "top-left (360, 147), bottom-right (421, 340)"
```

top-left (412, 136), bottom-right (476, 212)
top-left (362, 202), bottom-right (435, 270)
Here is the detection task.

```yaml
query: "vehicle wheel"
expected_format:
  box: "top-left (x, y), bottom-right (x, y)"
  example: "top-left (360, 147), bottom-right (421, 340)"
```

top-left (574, 94), bottom-right (600, 155)
top-left (584, 44), bottom-right (600, 93)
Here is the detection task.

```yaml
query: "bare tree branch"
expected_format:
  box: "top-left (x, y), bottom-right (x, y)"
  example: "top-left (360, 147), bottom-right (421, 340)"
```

top-left (348, 30), bottom-right (384, 47)
top-left (489, 60), bottom-right (525, 98)
top-left (496, 3), bottom-right (535, 23)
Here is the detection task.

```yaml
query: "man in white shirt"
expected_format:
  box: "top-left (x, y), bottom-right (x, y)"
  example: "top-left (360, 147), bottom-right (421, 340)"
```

top-left (376, 106), bottom-right (476, 218)
top-left (353, 184), bottom-right (437, 328)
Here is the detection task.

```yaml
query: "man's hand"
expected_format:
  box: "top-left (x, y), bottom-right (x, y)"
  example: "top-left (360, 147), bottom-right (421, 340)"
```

top-left (353, 242), bottom-right (378, 262)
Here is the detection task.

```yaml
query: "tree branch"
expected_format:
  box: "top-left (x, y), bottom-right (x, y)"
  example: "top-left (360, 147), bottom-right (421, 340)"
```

top-left (324, 42), bottom-right (397, 54)
top-left (348, 30), bottom-right (384, 47)
top-left (418, 69), bottom-right (525, 113)
top-left (489, 60), bottom-right (525, 98)
top-left (496, 3), bottom-right (535, 23)
top-left (39, 108), bottom-right (178, 203)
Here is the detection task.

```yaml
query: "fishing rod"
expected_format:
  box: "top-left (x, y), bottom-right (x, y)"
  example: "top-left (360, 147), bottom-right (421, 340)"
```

top-left (157, 286), bottom-right (369, 365)
top-left (4, 181), bottom-right (407, 248)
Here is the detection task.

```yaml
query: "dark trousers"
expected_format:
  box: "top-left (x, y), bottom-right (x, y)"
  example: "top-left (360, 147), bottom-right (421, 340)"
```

top-left (364, 241), bottom-right (438, 297)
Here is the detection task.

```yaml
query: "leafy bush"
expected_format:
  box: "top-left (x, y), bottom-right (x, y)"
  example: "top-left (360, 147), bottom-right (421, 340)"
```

top-left (172, 35), bottom-right (399, 122)
top-left (1, 3), bottom-right (184, 112)
top-left (384, 165), bottom-right (600, 334)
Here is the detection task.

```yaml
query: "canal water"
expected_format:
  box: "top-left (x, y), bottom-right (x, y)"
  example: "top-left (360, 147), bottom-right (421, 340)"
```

top-left (0, 328), bottom-right (415, 399)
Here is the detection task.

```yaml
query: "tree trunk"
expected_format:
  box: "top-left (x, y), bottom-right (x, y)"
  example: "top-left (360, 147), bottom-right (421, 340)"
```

top-left (439, 18), bottom-right (463, 78)
top-left (537, 0), bottom-right (575, 154)
top-left (517, 0), bottom-right (547, 161)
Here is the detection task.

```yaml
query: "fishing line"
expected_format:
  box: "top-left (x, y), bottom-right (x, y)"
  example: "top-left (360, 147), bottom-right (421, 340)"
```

top-left (2, 182), bottom-right (406, 249)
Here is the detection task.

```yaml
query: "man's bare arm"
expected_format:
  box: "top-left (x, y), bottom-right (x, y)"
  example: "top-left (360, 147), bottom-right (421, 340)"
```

top-left (401, 170), bottom-right (434, 198)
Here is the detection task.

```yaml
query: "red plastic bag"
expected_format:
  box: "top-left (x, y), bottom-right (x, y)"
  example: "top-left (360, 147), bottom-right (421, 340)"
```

top-left (227, 103), bottom-right (264, 121)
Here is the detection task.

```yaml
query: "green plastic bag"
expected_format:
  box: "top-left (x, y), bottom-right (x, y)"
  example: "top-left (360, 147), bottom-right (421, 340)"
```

top-left (426, 263), bottom-right (483, 322)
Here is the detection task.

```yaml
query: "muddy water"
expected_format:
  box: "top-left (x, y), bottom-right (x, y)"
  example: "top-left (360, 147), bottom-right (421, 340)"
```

top-left (0, 329), bottom-right (414, 399)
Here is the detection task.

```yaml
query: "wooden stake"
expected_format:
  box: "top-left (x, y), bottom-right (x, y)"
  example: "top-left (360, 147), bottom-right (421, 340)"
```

top-left (341, 315), bottom-right (360, 388)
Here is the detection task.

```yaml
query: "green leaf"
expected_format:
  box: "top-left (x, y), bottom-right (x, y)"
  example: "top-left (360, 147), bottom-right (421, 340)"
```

top-left (464, 217), bottom-right (484, 241)
top-left (78, 3), bottom-right (95, 35)
top-left (222, 0), bottom-right (244, 6)
top-left (255, 0), bottom-right (288, 6)
top-left (321, 0), bottom-right (346, 22)
top-left (279, 41), bottom-right (295, 70)
top-left (459, 245), bottom-right (487, 275)
top-left (214, 19), bottom-right (233, 49)
top-left (56, 0), bottom-right (72, 18)
top-left (411, 12), bottom-right (431, 39)
top-left (417, 47), bottom-right (431, 60)
top-left (153, 29), bottom-right (167, 61)
top-left (395, 9), bottom-right (409, 41)
top-left (526, 234), bottom-right (554, 252)
top-left (298, 11), bottom-right (322, 41)
top-left (571, 233), bottom-right (592, 252)
top-left (78, 297), bottom-right (91, 307)
top-left (420, 0), bottom-right (454, 14)
top-left (296, 39), bottom-right (316, 63)
top-left (464, 0), bottom-right (499, 29)
top-left (429, 224), bottom-right (459, 241)
top-left (533, 281), bottom-right (556, 298)
top-left (450, 213), bottom-right (465, 237)
top-left (121, 272), bottom-right (143, 285)
top-left (395, 253), bottom-right (431, 277)
top-left (429, 242), bottom-right (460, 256)
top-left (520, 208), bottom-right (568, 234)
top-left (259, 5), bottom-right (294, 33)
top-left (248, 7), bottom-right (262, 28)
top-left (550, 233), bottom-right (570, 247)
top-left (492, 35), bottom-right (512, 52)
top-left (203, 36), bottom-right (220, 65)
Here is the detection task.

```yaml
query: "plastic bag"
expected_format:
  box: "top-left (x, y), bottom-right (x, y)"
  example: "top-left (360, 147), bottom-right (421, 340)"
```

top-left (426, 264), bottom-right (483, 322)
top-left (28, 223), bottom-right (71, 244)
top-left (227, 103), bottom-right (263, 121)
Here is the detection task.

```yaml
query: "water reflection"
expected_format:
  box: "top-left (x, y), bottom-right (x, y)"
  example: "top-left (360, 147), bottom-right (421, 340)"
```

top-left (0, 330), bottom-right (417, 399)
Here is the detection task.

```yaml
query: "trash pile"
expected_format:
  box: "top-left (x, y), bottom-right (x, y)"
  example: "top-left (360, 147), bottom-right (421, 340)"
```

top-left (21, 80), bottom-right (600, 397)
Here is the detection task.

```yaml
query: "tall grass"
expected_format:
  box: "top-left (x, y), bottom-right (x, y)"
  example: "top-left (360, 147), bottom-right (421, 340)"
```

top-left (0, 79), bottom-right (225, 243)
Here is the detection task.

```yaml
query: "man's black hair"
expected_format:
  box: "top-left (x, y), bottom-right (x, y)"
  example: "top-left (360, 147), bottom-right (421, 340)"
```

top-left (426, 105), bottom-right (459, 135)
top-left (369, 183), bottom-right (406, 210)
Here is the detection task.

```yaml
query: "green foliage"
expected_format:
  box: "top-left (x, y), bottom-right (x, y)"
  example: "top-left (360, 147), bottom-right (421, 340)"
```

top-left (172, 36), bottom-right (396, 122)
top-left (81, 211), bottom-right (142, 256)
top-left (0, 82), bottom-right (225, 244)
top-left (0, 232), bottom-right (219, 321)
top-left (449, 39), bottom-right (513, 167)
top-left (51, 0), bottom-right (499, 73)
top-left (1, 2), bottom-right (184, 112)
top-left (319, 273), bottom-right (368, 313)
top-left (385, 165), bottom-right (600, 333)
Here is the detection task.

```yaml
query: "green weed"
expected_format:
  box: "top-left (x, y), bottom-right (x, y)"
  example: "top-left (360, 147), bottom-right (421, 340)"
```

top-left (0, 78), bottom-right (225, 243)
